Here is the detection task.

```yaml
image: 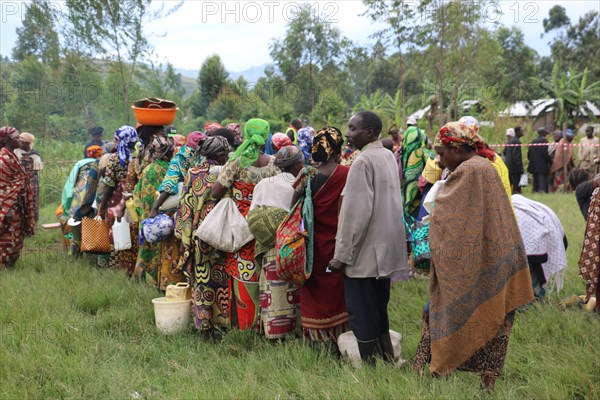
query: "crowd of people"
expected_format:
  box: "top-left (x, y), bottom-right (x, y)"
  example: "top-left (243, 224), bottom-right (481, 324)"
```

top-left (0, 110), bottom-right (597, 392)
top-left (505, 125), bottom-right (598, 194)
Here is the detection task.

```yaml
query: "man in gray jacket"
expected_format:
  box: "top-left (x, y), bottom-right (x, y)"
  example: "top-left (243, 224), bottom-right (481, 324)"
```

top-left (329, 111), bottom-right (409, 364)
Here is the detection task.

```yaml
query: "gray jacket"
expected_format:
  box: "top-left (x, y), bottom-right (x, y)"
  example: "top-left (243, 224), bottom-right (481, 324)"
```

top-left (334, 141), bottom-right (409, 278)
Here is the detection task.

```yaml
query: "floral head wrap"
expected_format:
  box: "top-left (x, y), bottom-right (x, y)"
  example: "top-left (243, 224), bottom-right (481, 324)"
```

top-left (0, 126), bottom-right (20, 148)
top-left (205, 122), bottom-right (223, 134)
top-left (226, 122), bottom-right (243, 143)
top-left (230, 118), bottom-right (270, 168)
top-left (172, 134), bottom-right (186, 147)
top-left (185, 131), bottom-right (207, 151)
top-left (435, 122), bottom-right (496, 161)
top-left (275, 145), bottom-right (304, 169)
top-left (86, 145), bottom-right (103, 159)
top-left (19, 132), bottom-right (35, 144)
top-left (311, 127), bottom-right (343, 163)
top-left (458, 116), bottom-right (480, 132)
top-left (200, 136), bottom-right (231, 159)
top-left (272, 133), bottom-right (292, 150)
top-left (114, 125), bottom-right (139, 166)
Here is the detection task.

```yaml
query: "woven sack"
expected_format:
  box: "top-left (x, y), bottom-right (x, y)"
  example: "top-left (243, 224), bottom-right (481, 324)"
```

top-left (81, 216), bottom-right (111, 253)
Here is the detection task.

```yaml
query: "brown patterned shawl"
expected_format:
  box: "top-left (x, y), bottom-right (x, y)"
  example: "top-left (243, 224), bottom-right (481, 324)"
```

top-left (428, 156), bottom-right (533, 375)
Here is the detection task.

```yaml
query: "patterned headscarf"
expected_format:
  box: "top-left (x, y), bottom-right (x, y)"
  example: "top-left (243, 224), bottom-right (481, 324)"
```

top-left (311, 127), bottom-right (344, 162)
top-left (185, 131), bottom-right (207, 151)
top-left (86, 145), bottom-right (103, 159)
top-left (458, 116), bottom-right (480, 132)
top-left (19, 132), bottom-right (35, 144)
top-left (0, 126), bottom-right (20, 148)
top-left (226, 123), bottom-right (243, 143)
top-left (172, 134), bottom-right (186, 147)
top-left (275, 145), bottom-right (304, 169)
top-left (435, 122), bottom-right (496, 161)
top-left (205, 122), bottom-right (223, 134)
top-left (230, 118), bottom-right (270, 168)
top-left (114, 125), bottom-right (139, 166)
top-left (200, 136), bottom-right (231, 159)
top-left (272, 133), bottom-right (292, 150)
top-left (148, 135), bottom-right (174, 161)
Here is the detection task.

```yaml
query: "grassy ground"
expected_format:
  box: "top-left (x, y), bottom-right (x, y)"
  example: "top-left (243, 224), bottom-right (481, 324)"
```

top-left (1, 193), bottom-right (599, 399)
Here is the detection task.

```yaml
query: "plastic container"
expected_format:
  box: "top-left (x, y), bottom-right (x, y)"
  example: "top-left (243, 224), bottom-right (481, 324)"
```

top-left (132, 106), bottom-right (179, 126)
top-left (151, 297), bottom-right (191, 335)
top-left (165, 282), bottom-right (191, 302)
top-left (112, 218), bottom-right (132, 251)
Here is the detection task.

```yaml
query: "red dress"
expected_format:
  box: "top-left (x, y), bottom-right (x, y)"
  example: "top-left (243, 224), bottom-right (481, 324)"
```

top-left (300, 165), bottom-right (349, 341)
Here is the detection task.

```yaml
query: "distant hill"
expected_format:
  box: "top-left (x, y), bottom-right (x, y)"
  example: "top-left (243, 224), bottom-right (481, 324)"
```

top-left (176, 63), bottom-right (270, 83)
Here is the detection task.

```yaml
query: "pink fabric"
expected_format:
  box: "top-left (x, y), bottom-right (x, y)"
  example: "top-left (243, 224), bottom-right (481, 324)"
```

top-left (185, 131), bottom-right (207, 150)
top-left (227, 123), bottom-right (243, 143)
top-left (204, 122), bottom-right (223, 134)
top-left (272, 133), bottom-right (292, 150)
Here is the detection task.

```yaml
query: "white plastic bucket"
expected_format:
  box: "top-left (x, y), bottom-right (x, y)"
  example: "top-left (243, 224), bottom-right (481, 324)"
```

top-left (113, 219), bottom-right (132, 251)
top-left (151, 297), bottom-right (191, 335)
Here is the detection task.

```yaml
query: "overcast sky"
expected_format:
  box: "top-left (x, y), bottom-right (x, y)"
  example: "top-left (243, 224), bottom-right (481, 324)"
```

top-left (1, 1), bottom-right (598, 73)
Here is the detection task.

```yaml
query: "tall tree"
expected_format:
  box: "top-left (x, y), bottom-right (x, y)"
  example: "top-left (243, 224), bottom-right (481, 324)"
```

top-left (192, 55), bottom-right (229, 117)
top-left (543, 5), bottom-right (570, 33)
top-left (415, 0), bottom-right (502, 125)
top-left (362, 0), bottom-right (418, 126)
top-left (12, 0), bottom-right (60, 69)
top-left (63, 0), bottom-right (182, 123)
top-left (4, 58), bottom-right (51, 134)
top-left (495, 26), bottom-right (538, 102)
top-left (270, 3), bottom-right (345, 114)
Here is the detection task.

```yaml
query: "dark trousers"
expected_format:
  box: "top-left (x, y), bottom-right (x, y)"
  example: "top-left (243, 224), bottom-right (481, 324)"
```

top-left (509, 172), bottom-right (521, 194)
top-left (532, 173), bottom-right (549, 193)
top-left (344, 276), bottom-right (391, 342)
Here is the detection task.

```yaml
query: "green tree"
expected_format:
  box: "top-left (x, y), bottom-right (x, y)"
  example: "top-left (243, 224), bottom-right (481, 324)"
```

top-left (543, 7), bottom-right (600, 81)
top-left (362, 0), bottom-right (419, 126)
top-left (137, 59), bottom-right (185, 104)
top-left (366, 43), bottom-right (400, 96)
top-left (12, 0), bottom-right (60, 69)
top-left (4, 58), bottom-right (51, 134)
top-left (58, 50), bottom-right (104, 129)
top-left (270, 3), bottom-right (345, 114)
top-left (414, 0), bottom-right (503, 125)
top-left (537, 64), bottom-right (600, 128)
top-left (543, 5), bottom-right (570, 33)
top-left (192, 55), bottom-right (229, 117)
top-left (495, 26), bottom-right (538, 102)
top-left (63, 0), bottom-right (181, 123)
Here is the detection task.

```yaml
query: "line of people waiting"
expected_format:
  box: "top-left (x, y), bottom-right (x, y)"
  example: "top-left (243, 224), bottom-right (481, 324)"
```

top-left (0, 111), bottom-right (595, 392)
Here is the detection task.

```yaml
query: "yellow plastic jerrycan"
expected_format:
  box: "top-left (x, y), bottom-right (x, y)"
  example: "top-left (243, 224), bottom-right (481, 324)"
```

top-left (165, 282), bottom-right (191, 302)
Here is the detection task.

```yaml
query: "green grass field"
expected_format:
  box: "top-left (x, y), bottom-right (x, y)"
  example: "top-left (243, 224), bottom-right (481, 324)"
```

top-left (1, 192), bottom-right (599, 399)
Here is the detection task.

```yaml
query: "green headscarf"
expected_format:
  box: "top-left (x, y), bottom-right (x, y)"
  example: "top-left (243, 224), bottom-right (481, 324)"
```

top-left (230, 118), bottom-right (270, 168)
